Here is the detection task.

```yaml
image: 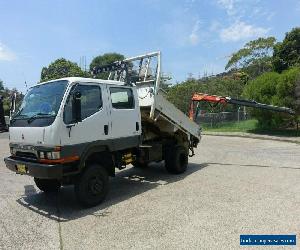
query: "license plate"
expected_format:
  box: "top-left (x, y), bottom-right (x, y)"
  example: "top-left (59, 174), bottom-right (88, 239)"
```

top-left (16, 164), bottom-right (27, 174)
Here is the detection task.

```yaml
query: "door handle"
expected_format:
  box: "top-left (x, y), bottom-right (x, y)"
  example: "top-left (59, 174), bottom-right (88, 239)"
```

top-left (104, 125), bottom-right (109, 135)
top-left (136, 122), bottom-right (139, 131)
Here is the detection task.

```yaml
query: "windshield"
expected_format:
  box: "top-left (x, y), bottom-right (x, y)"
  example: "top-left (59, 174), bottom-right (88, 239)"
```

top-left (14, 80), bottom-right (68, 120)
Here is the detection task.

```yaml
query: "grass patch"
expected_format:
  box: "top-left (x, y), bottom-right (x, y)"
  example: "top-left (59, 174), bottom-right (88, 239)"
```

top-left (202, 119), bottom-right (258, 132)
top-left (202, 119), bottom-right (300, 137)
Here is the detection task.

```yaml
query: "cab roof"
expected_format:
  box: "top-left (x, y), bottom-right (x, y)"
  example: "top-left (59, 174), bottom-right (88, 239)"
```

top-left (38, 77), bottom-right (126, 86)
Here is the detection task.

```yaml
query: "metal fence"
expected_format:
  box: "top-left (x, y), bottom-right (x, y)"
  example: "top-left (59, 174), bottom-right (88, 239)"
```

top-left (195, 109), bottom-right (250, 127)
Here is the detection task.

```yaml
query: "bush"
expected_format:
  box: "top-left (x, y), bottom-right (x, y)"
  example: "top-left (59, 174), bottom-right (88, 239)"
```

top-left (243, 67), bottom-right (300, 129)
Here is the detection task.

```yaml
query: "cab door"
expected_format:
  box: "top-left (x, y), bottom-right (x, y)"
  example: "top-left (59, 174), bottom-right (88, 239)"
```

top-left (61, 82), bottom-right (110, 145)
top-left (108, 86), bottom-right (141, 140)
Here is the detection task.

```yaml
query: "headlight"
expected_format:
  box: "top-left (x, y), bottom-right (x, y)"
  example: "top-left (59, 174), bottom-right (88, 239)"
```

top-left (39, 152), bottom-right (45, 159)
top-left (51, 152), bottom-right (60, 160)
top-left (39, 150), bottom-right (61, 160)
top-left (46, 152), bottom-right (52, 159)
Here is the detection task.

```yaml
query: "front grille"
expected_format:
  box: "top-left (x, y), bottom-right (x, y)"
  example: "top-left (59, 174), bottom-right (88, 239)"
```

top-left (15, 151), bottom-right (37, 160)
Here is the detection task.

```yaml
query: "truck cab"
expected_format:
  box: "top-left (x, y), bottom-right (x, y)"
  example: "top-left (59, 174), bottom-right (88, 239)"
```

top-left (5, 78), bottom-right (142, 204)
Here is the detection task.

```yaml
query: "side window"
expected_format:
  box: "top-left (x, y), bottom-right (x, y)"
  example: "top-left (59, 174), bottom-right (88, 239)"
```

top-left (110, 87), bottom-right (135, 109)
top-left (64, 84), bottom-right (102, 124)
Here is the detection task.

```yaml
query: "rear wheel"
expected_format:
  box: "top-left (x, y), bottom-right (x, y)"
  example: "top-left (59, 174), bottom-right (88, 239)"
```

top-left (165, 145), bottom-right (188, 174)
top-left (34, 178), bottom-right (61, 193)
top-left (74, 164), bottom-right (109, 207)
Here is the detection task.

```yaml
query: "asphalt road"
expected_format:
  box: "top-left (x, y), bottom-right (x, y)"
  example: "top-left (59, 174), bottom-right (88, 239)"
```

top-left (0, 133), bottom-right (299, 249)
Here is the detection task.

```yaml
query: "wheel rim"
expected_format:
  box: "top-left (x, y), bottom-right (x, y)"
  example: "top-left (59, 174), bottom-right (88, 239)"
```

top-left (88, 175), bottom-right (104, 196)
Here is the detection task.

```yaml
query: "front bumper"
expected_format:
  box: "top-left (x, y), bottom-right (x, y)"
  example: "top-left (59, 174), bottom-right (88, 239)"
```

top-left (4, 157), bottom-right (65, 179)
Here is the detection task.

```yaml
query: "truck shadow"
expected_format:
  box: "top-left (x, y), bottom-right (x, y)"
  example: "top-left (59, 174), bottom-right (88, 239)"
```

top-left (16, 162), bottom-right (208, 222)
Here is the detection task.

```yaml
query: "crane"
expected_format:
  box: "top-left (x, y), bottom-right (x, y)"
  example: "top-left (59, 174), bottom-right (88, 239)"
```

top-left (189, 93), bottom-right (295, 122)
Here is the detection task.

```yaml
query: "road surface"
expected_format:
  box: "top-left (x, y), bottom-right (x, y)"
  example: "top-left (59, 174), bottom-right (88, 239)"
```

top-left (0, 133), bottom-right (299, 249)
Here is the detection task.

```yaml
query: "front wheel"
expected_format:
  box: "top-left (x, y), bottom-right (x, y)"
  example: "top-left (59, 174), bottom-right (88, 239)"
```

top-left (74, 164), bottom-right (109, 207)
top-left (34, 178), bottom-right (61, 193)
top-left (165, 145), bottom-right (188, 174)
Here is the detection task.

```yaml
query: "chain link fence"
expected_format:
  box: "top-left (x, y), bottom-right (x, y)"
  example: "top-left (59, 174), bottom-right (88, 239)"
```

top-left (195, 108), bottom-right (251, 127)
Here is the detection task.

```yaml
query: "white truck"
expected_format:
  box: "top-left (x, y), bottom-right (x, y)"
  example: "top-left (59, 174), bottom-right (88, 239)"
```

top-left (4, 52), bottom-right (201, 207)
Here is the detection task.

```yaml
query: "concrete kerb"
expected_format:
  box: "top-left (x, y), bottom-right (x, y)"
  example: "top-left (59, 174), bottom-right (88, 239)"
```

top-left (202, 131), bottom-right (300, 144)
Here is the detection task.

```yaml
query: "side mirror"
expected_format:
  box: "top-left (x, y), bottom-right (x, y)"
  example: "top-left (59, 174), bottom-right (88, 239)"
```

top-left (72, 91), bottom-right (82, 123)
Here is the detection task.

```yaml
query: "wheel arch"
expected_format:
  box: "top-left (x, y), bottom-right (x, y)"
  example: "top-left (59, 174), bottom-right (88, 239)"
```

top-left (79, 145), bottom-right (115, 177)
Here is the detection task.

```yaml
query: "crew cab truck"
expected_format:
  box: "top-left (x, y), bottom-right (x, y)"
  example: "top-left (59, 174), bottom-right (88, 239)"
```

top-left (4, 52), bottom-right (201, 207)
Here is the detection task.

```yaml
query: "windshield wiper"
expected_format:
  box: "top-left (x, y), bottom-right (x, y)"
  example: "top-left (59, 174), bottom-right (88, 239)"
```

top-left (27, 113), bottom-right (55, 124)
top-left (11, 113), bottom-right (28, 121)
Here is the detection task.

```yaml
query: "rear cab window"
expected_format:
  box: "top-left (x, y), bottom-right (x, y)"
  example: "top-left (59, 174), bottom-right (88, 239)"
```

top-left (110, 87), bottom-right (135, 109)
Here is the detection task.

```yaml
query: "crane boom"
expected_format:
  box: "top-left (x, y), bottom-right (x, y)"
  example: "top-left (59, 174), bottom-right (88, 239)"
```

top-left (189, 93), bottom-right (295, 121)
top-left (227, 97), bottom-right (295, 115)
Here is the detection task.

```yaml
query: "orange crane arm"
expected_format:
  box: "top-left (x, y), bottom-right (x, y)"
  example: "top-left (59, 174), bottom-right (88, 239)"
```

top-left (189, 93), bottom-right (295, 121)
top-left (189, 93), bottom-right (228, 120)
top-left (190, 93), bottom-right (227, 103)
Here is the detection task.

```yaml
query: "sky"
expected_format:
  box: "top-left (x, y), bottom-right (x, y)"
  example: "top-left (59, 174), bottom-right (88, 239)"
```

top-left (0, 0), bottom-right (300, 93)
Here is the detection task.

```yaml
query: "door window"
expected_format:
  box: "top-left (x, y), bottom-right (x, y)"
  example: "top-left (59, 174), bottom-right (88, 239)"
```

top-left (64, 84), bottom-right (102, 124)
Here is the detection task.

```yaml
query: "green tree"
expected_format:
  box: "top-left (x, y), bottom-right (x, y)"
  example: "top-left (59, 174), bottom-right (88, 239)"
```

top-left (41, 58), bottom-right (86, 82)
top-left (90, 53), bottom-right (125, 79)
top-left (243, 68), bottom-right (300, 128)
top-left (0, 83), bottom-right (23, 116)
top-left (0, 79), bottom-right (4, 90)
top-left (273, 27), bottom-right (300, 73)
top-left (226, 37), bottom-right (276, 78)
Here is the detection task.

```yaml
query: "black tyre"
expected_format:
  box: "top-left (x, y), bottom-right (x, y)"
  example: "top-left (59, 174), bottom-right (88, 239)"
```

top-left (34, 178), bottom-right (61, 193)
top-left (74, 164), bottom-right (109, 207)
top-left (165, 145), bottom-right (188, 174)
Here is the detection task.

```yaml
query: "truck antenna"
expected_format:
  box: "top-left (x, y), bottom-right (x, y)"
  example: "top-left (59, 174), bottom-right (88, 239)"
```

top-left (22, 72), bottom-right (28, 92)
